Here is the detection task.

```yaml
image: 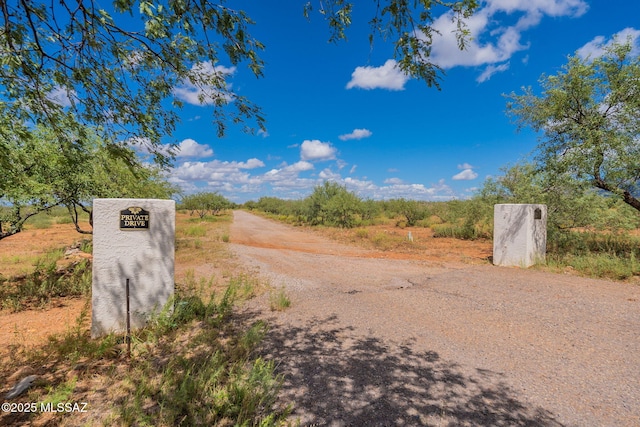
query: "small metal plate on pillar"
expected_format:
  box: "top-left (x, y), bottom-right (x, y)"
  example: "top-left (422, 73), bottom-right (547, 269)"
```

top-left (120, 207), bottom-right (150, 230)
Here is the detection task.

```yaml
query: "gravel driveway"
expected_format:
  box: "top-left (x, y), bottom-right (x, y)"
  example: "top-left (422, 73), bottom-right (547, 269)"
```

top-left (229, 211), bottom-right (640, 426)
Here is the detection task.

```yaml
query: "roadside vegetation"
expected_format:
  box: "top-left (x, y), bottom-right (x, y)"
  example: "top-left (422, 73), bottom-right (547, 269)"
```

top-left (180, 191), bottom-right (237, 219)
top-left (0, 207), bottom-right (93, 311)
top-left (1, 210), bottom-right (292, 426)
top-left (1, 180), bottom-right (638, 426)
top-left (245, 180), bottom-right (640, 282)
top-left (2, 2), bottom-right (637, 424)
top-left (0, 248), bottom-right (91, 312)
top-left (243, 42), bottom-right (640, 282)
top-left (2, 193), bottom-right (636, 426)
top-left (269, 287), bottom-right (292, 312)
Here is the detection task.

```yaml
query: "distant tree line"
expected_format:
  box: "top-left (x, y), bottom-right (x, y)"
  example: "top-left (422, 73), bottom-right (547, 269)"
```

top-left (179, 192), bottom-right (234, 218)
top-left (245, 177), bottom-right (640, 241)
top-left (244, 182), bottom-right (493, 238)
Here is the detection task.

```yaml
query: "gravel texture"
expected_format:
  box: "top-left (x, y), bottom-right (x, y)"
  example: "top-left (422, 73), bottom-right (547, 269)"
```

top-left (230, 211), bottom-right (640, 427)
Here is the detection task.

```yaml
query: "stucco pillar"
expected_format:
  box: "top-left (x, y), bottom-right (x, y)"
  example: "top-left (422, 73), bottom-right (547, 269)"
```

top-left (91, 198), bottom-right (175, 337)
top-left (493, 204), bottom-right (547, 268)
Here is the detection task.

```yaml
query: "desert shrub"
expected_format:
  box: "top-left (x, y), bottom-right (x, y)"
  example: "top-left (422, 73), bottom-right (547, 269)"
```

top-left (355, 228), bottom-right (369, 239)
top-left (417, 215), bottom-right (443, 228)
top-left (269, 287), bottom-right (291, 311)
top-left (546, 251), bottom-right (640, 280)
top-left (253, 196), bottom-right (289, 215)
top-left (55, 215), bottom-right (74, 224)
top-left (478, 162), bottom-right (640, 233)
top-left (547, 230), bottom-right (640, 258)
top-left (371, 232), bottom-right (394, 250)
top-left (359, 199), bottom-right (380, 223)
top-left (428, 198), bottom-right (492, 240)
top-left (0, 255), bottom-right (92, 311)
top-left (386, 199), bottom-right (427, 226)
top-left (323, 190), bottom-right (362, 228)
top-left (118, 277), bottom-right (289, 426)
top-left (180, 192), bottom-right (231, 218)
top-left (305, 182), bottom-right (363, 228)
top-left (79, 239), bottom-right (92, 253)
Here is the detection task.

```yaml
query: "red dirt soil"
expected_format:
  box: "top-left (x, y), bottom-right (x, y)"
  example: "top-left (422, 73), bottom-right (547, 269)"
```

top-left (0, 217), bottom-right (492, 355)
top-left (0, 224), bottom-right (91, 357)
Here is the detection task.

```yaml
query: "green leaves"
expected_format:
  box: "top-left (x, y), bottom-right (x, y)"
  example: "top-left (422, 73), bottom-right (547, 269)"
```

top-left (305, 0), bottom-right (478, 88)
top-left (0, 126), bottom-right (177, 239)
top-left (0, 0), bottom-right (267, 166)
top-left (180, 192), bottom-right (232, 218)
top-left (306, 181), bottom-right (363, 228)
top-left (0, 0), bottom-right (483, 169)
top-left (0, 1), bottom-right (486, 239)
top-left (506, 42), bottom-right (640, 213)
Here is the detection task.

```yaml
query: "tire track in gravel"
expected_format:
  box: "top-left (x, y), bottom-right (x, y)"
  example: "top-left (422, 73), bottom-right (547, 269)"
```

top-left (230, 210), bottom-right (640, 427)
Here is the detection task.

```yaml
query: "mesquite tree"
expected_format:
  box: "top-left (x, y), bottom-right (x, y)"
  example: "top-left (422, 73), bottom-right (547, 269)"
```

top-left (506, 42), bottom-right (640, 214)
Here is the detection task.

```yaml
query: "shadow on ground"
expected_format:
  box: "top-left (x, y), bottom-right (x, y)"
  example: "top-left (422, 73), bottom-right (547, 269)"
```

top-left (245, 312), bottom-right (563, 427)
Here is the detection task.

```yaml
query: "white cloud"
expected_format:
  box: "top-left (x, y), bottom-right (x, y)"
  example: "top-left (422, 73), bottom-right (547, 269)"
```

top-left (452, 169), bottom-right (479, 180)
top-left (485, 0), bottom-right (588, 16)
top-left (288, 161), bottom-right (314, 172)
top-left (384, 177), bottom-right (404, 185)
top-left (458, 163), bottom-right (475, 170)
top-left (173, 61), bottom-right (236, 105)
top-left (476, 62), bottom-right (510, 83)
top-left (577, 27), bottom-right (640, 60)
top-left (300, 140), bottom-right (337, 161)
top-left (346, 60), bottom-right (410, 91)
top-left (133, 138), bottom-right (214, 159)
top-left (453, 162), bottom-right (478, 180)
top-left (238, 158), bottom-right (266, 169)
top-left (371, 179), bottom-right (455, 200)
top-left (47, 86), bottom-right (76, 107)
top-left (578, 36), bottom-right (607, 60)
top-left (344, 177), bottom-right (378, 192)
top-left (304, 173), bottom-right (456, 201)
top-left (429, 0), bottom-right (588, 80)
top-left (349, 165), bottom-right (357, 174)
top-left (168, 152), bottom-right (474, 202)
top-left (169, 157), bottom-right (462, 202)
top-left (263, 161), bottom-right (313, 180)
top-left (261, 161), bottom-right (318, 194)
top-left (318, 168), bottom-right (342, 181)
top-left (176, 139), bottom-right (214, 158)
top-left (257, 129), bottom-right (269, 138)
top-left (430, 10), bottom-right (524, 69)
top-left (129, 136), bottom-right (176, 158)
top-left (336, 159), bottom-right (348, 170)
top-left (172, 158), bottom-right (263, 184)
top-left (339, 128), bottom-right (373, 141)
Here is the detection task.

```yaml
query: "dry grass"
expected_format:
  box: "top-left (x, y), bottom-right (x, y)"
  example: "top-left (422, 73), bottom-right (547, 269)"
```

top-left (1, 210), bottom-right (288, 426)
top-left (269, 287), bottom-right (291, 311)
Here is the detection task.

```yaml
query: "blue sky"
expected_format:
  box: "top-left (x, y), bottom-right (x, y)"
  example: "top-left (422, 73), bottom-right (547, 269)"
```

top-left (158, 0), bottom-right (640, 203)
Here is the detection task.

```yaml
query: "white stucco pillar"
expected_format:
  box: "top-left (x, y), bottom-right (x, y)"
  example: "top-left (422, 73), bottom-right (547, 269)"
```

top-left (91, 198), bottom-right (175, 337)
top-left (493, 204), bottom-right (547, 268)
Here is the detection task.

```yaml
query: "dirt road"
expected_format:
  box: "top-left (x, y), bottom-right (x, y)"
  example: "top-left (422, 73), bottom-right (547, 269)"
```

top-left (230, 210), bottom-right (640, 427)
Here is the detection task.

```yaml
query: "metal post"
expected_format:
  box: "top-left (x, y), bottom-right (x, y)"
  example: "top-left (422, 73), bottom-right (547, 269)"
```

top-left (126, 278), bottom-right (131, 358)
